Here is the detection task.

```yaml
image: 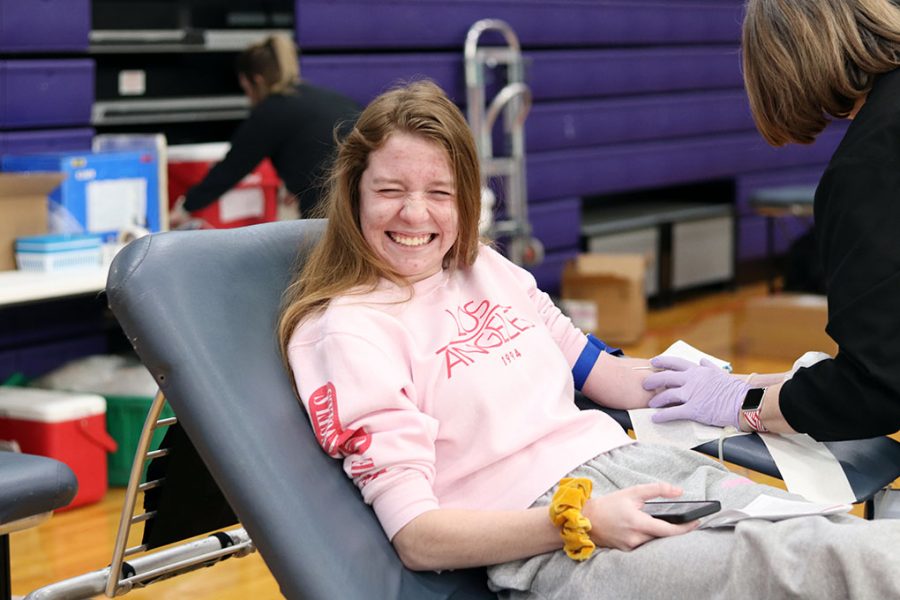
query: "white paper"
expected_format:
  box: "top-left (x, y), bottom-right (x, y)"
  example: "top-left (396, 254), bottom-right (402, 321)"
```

top-left (219, 187), bottom-right (264, 222)
top-left (700, 494), bottom-right (851, 529)
top-left (630, 340), bottom-right (738, 449)
top-left (759, 434), bottom-right (856, 505)
top-left (628, 408), bottom-right (747, 450)
top-left (638, 341), bottom-right (853, 504)
top-left (661, 339), bottom-right (732, 372)
top-left (118, 69), bottom-right (146, 96)
top-left (86, 178), bottom-right (147, 232)
top-left (785, 350), bottom-right (832, 380)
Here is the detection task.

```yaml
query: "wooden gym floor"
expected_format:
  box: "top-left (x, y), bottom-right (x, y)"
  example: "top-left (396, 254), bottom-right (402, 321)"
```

top-left (10, 282), bottom-right (894, 599)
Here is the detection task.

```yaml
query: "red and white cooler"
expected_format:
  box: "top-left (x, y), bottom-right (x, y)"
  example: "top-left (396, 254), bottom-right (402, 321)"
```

top-left (167, 142), bottom-right (281, 229)
top-left (0, 387), bottom-right (118, 510)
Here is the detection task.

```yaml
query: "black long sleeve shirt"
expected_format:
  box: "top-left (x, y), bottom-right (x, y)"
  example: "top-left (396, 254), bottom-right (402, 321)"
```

top-left (779, 68), bottom-right (900, 440)
top-left (183, 82), bottom-right (359, 216)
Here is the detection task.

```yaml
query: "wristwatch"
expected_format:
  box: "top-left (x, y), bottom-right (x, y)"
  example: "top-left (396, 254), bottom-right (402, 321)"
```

top-left (741, 388), bottom-right (769, 433)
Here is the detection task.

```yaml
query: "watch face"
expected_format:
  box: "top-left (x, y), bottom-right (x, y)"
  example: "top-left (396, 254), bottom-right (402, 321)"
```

top-left (741, 387), bottom-right (765, 411)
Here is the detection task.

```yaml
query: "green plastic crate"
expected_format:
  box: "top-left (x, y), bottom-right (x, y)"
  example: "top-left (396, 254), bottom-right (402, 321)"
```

top-left (105, 394), bottom-right (175, 487)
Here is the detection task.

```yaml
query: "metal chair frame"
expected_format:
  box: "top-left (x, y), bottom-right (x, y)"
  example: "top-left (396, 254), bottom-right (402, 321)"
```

top-left (25, 390), bottom-right (255, 600)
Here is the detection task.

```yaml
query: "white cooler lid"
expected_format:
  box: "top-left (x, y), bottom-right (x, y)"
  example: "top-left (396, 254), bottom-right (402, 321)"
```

top-left (0, 388), bottom-right (106, 422)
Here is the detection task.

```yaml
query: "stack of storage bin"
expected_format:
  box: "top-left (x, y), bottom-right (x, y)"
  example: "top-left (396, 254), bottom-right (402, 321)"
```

top-left (0, 0), bottom-right (94, 160)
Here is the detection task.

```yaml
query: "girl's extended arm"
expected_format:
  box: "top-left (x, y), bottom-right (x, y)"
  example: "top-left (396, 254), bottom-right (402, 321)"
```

top-left (580, 352), bottom-right (656, 410)
top-left (392, 482), bottom-right (695, 571)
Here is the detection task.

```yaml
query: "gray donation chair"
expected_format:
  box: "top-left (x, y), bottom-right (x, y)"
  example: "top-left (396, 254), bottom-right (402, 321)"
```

top-left (1, 452), bottom-right (77, 600)
top-left (26, 220), bottom-right (900, 598)
top-left (104, 220), bottom-right (492, 599)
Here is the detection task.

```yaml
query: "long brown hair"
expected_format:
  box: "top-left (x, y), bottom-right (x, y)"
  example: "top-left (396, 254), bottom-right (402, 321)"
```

top-left (277, 81), bottom-right (481, 361)
top-left (236, 33), bottom-right (300, 96)
top-left (742, 0), bottom-right (900, 145)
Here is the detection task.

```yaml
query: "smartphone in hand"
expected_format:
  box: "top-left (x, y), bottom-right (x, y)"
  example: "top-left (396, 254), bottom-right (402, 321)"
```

top-left (642, 500), bottom-right (721, 524)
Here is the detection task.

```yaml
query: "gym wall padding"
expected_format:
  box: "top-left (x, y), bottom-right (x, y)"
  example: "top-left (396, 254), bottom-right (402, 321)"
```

top-left (295, 0), bottom-right (840, 291)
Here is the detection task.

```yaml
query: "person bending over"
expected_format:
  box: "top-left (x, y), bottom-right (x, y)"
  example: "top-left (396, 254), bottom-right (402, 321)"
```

top-left (171, 34), bottom-right (360, 226)
top-left (641, 0), bottom-right (900, 442)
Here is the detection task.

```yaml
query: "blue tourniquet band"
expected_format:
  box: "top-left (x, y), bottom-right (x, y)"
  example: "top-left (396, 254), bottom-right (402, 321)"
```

top-left (586, 333), bottom-right (623, 357)
top-left (572, 334), bottom-right (624, 390)
top-left (572, 339), bottom-right (601, 390)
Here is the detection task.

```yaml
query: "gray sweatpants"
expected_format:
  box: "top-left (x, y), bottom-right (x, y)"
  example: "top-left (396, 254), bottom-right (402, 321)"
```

top-left (487, 443), bottom-right (900, 600)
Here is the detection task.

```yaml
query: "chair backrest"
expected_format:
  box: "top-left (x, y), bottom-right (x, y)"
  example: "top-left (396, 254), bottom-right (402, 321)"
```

top-left (106, 221), bottom-right (492, 600)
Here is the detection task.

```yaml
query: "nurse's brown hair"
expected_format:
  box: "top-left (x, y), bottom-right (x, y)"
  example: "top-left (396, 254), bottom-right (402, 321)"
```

top-left (743, 0), bottom-right (900, 145)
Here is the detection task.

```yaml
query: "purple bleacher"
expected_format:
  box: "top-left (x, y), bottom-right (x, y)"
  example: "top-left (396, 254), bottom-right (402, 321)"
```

top-left (527, 127), bottom-right (846, 202)
top-left (734, 165), bottom-right (826, 260)
top-left (296, 0), bottom-right (744, 50)
top-left (0, 0), bottom-right (90, 52)
top-left (526, 90), bottom-right (752, 152)
top-left (738, 216), bottom-right (814, 262)
top-left (0, 297), bottom-right (109, 380)
top-left (526, 46), bottom-right (742, 101)
top-left (528, 197), bottom-right (581, 251)
top-left (303, 46), bottom-right (743, 107)
top-left (302, 54), bottom-right (465, 107)
top-left (0, 334), bottom-right (108, 381)
top-left (0, 60), bottom-right (95, 128)
top-left (0, 128), bottom-right (94, 157)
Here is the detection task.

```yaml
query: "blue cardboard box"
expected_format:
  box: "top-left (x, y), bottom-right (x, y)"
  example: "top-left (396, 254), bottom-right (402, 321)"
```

top-left (2, 150), bottom-right (161, 242)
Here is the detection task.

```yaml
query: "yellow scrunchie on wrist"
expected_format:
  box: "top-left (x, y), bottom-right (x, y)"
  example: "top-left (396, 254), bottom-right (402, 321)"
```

top-left (549, 477), bottom-right (595, 561)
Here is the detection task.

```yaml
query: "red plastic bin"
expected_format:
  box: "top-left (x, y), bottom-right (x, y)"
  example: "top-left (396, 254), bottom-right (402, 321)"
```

top-left (0, 387), bottom-right (117, 510)
top-left (167, 142), bottom-right (280, 229)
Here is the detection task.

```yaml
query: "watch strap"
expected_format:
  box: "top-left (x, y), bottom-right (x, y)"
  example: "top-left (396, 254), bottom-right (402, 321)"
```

top-left (741, 388), bottom-right (769, 433)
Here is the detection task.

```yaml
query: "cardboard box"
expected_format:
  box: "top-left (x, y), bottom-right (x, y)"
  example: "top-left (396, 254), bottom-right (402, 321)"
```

top-left (0, 173), bottom-right (64, 270)
top-left (93, 133), bottom-right (169, 229)
top-left (2, 150), bottom-right (162, 242)
top-left (738, 294), bottom-right (837, 361)
top-left (561, 253), bottom-right (647, 345)
top-left (587, 226), bottom-right (659, 296)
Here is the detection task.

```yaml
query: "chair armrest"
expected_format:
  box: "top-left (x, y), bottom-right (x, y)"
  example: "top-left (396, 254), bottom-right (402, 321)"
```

top-left (0, 452), bottom-right (77, 532)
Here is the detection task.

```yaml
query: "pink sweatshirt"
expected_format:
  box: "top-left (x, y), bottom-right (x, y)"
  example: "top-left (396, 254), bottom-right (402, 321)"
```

top-left (288, 245), bottom-right (633, 539)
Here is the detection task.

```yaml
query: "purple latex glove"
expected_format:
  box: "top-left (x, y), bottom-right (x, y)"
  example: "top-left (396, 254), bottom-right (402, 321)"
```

top-left (641, 356), bottom-right (749, 428)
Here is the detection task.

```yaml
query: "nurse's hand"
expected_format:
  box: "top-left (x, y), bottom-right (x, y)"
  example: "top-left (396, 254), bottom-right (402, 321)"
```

top-left (168, 196), bottom-right (192, 229)
top-left (642, 356), bottom-right (749, 429)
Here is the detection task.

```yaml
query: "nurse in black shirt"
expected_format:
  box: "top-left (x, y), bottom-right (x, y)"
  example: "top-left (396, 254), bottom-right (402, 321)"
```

top-left (641, 0), bottom-right (900, 441)
top-left (171, 34), bottom-right (360, 225)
